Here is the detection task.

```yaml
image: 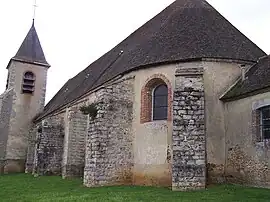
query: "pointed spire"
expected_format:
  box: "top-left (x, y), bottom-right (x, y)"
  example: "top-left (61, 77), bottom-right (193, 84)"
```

top-left (12, 21), bottom-right (50, 67)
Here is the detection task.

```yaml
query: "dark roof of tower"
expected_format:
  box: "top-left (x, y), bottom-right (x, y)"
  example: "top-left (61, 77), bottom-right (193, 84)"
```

top-left (12, 20), bottom-right (50, 67)
top-left (35, 0), bottom-right (266, 121)
top-left (221, 55), bottom-right (270, 101)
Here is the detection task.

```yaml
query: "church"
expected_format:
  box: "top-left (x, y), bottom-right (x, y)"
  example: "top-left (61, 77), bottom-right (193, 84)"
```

top-left (0, 0), bottom-right (269, 191)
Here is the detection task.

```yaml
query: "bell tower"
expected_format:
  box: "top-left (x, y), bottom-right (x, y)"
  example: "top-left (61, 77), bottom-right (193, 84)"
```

top-left (0, 20), bottom-right (50, 173)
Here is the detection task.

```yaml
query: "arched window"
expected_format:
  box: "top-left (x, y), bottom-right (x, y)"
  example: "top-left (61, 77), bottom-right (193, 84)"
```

top-left (22, 71), bottom-right (35, 94)
top-left (153, 84), bottom-right (168, 120)
top-left (140, 74), bottom-right (172, 123)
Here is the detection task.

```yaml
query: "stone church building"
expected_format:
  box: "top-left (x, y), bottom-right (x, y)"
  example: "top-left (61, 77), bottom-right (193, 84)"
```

top-left (0, 0), bottom-right (269, 190)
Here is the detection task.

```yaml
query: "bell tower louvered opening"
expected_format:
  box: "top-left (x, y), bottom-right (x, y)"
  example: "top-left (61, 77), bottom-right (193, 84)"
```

top-left (22, 71), bottom-right (35, 94)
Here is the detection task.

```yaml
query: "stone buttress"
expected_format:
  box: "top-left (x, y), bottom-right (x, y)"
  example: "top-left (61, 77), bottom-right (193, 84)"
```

top-left (62, 107), bottom-right (88, 178)
top-left (84, 77), bottom-right (134, 187)
top-left (172, 65), bottom-right (206, 190)
top-left (32, 116), bottom-right (64, 175)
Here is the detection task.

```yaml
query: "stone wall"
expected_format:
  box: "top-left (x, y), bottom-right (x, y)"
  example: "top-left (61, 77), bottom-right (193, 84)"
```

top-left (62, 107), bottom-right (88, 178)
top-left (132, 64), bottom-right (176, 187)
top-left (28, 106), bottom-right (88, 178)
top-left (0, 89), bottom-right (14, 173)
top-left (25, 123), bottom-right (39, 173)
top-left (33, 115), bottom-right (64, 175)
top-left (224, 92), bottom-right (270, 188)
top-left (202, 60), bottom-right (243, 184)
top-left (84, 77), bottom-right (134, 187)
top-left (172, 66), bottom-right (206, 191)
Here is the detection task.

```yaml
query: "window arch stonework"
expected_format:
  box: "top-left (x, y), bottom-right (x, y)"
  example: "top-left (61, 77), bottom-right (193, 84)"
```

top-left (140, 74), bottom-right (172, 123)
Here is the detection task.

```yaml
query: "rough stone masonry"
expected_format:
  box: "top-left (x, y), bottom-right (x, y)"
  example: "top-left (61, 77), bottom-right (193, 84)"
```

top-left (62, 107), bottom-right (88, 178)
top-left (32, 115), bottom-right (65, 175)
top-left (0, 89), bottom-right (13, 173)
top-left (172, 65), bottom-right (206, 191)
top-left (84, 76), bottom-right (134, 187)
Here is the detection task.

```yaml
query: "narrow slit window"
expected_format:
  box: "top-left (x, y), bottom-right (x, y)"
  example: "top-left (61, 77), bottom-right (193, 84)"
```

top-left (261, 106), bottom-right (270, 140)
top-left (22, 71), bottom-right (35, 94)
top-left (6, 73), bottom-right (10, 90)
top-left (153, 84), bottom-right (168, 120)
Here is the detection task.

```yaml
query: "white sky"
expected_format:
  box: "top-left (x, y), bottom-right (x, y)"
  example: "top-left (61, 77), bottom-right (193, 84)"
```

top-left (0, 0), bottom-right (269, 103)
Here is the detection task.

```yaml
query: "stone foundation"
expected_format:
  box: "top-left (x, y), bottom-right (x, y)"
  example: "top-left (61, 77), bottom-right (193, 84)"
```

top-left (207, 163), bottom-right (225, 184)
top-left (133, 164), bottom-right (172, 187)
top-left (172, 66), bottom-right (206, 191)
top-left (3, 159), bottom-right (25, 173)
top-left (225, 144), bottom-right (270, 187)
top-left (63, 164), bottom-right (85, 178)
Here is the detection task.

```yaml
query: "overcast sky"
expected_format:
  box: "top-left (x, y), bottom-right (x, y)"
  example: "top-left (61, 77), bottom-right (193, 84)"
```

top-left (0, 0), bottom-right (269, 103)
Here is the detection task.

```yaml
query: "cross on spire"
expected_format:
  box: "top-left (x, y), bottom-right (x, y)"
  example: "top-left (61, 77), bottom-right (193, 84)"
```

top-left (33, 0), bottom-right (38, 21)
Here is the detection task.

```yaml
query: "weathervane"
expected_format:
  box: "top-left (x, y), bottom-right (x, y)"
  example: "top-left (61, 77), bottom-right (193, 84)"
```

top-left (33, 0), bottom-right (38, 20)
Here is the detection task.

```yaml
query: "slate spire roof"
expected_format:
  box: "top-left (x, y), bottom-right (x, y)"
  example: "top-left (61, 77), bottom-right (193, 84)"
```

top-left (36, 0), bottom-right (266, 121)
top-left (12, 20), bottom-right (50, 67)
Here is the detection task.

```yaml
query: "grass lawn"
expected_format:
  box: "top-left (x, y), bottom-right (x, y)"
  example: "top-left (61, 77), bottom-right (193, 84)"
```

top-left (0, 174), bottom-right (269, 202)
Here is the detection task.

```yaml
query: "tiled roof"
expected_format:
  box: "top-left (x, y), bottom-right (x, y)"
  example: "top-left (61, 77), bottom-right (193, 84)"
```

top-left (36, 0), bottom-right (266, 120)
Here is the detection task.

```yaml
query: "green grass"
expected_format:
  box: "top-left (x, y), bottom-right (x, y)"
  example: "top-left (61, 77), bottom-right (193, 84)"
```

top-left (0, 174), bottom-right (270, 202)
